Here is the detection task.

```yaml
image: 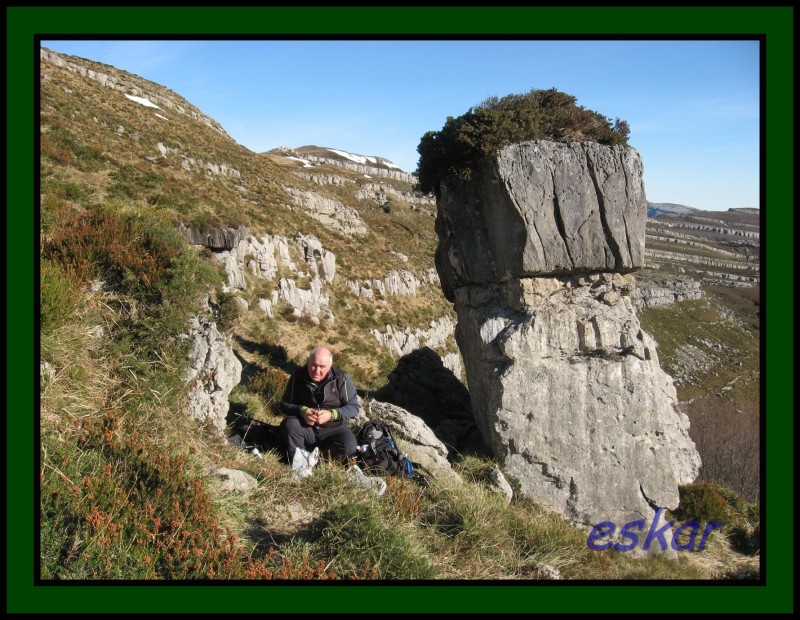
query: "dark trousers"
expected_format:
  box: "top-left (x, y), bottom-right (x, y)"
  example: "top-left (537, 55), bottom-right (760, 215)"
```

top-left (279, 416), bottom-right (357, 464)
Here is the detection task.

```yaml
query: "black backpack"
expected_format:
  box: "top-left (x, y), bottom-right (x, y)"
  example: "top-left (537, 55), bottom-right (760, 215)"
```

top-left (355, 420), bottom-right (432, 486)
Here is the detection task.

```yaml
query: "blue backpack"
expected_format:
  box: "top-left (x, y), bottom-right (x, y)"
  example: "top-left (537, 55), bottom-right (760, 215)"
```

top-left (355, 420), bottom-right (432, 486)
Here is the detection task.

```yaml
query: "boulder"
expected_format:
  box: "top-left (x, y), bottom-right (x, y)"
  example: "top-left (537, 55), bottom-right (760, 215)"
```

top-left (365, 400), bottom-right (459, 481)
top-left (178, 223), bottom-right (247, 251)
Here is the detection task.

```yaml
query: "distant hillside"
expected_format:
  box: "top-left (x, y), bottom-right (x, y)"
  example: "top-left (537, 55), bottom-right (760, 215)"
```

top-left (646, 202), bottom-right (699, 217)
top-left (293, 145), bottom-right (406, 171)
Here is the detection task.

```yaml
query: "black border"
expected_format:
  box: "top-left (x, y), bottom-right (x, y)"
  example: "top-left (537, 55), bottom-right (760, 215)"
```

top-left (10, 4), bottom-right (793, 615)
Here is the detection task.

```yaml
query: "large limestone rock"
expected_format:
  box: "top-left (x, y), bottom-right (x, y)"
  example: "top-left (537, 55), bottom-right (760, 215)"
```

top-left (435, 141), bottom-right (646, 301)
top-left (434, 140), bottom-right (700, 527)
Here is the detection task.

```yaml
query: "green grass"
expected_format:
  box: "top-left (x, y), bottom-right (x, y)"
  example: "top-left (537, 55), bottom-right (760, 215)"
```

top-left (313, 501), bottom-right (437, 579)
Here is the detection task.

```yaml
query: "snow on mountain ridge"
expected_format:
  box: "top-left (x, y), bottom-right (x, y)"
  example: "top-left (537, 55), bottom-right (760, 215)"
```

top-left (327, 148), bottom-right (401, 170)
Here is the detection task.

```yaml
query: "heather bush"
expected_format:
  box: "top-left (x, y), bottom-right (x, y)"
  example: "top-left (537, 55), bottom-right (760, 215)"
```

top-left (674, 482), bottom-right (729, 524)
top-left (711, 485), bottom-right (760, 555)
top-left (42, 207), bottom-right (220, 355)
top-left (39, 410), bottom-right (341, 580)
top-left (40, 126), bottom-right (107, 171)
top-left (416, 87), bottom-right (630, 196)
top-left (43, 208), bottom-right (178, 294)
top-left (215, 290), bottom-right (241, 332)
top-left (247, 367), bottom-right (289, 415)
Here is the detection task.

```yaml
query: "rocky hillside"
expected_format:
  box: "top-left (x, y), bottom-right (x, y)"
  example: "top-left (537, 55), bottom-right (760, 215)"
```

top-left (39, 47), bottom-right (458, 393)
top-left (637, 208), bottom-right (760, 500)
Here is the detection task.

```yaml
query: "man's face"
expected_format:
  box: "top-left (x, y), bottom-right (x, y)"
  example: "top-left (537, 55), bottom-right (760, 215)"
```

top-left (307, 353), bottom-right (332, 382)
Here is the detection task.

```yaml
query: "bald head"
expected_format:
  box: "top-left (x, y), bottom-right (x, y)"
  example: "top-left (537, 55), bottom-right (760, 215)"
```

top-left (307, 347), bottom-right (333, 382)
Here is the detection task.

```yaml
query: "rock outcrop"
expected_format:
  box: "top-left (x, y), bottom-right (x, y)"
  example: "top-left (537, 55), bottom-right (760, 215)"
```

top-left (366, 400), bottom-right (459, 480)
top-left (179, 224), bottom-right (247, 251)
top-left (633, 277), bottom-right (704, 309)
top-left (434, 140), bottom-right (700, 527)
top-left (283, 186), bottom-right (367, 236)
top-left (370, 315), bottom-right (455, 359)
top-left (184, 316), bottom-right (242, 433)
top-left (302, 154), bottom-right (416, 183)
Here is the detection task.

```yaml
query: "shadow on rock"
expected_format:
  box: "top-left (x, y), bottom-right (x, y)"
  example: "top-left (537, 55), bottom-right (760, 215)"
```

top-left (373, 347), bottom-right (485, 457)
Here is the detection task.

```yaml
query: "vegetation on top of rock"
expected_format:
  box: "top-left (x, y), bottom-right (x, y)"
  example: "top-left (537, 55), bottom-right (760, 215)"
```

top-left (416, 87), bottom-right (630, 196)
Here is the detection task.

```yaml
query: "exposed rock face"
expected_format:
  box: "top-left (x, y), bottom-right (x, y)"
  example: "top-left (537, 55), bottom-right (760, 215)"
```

top-left (633, 277), bottom-right (703, 309)
top-left (434, 140), bottom-right (700, 527)
top-left (370, 315), bottom-right (455, 358)
top-left (435, 141), bottom-right (646, 301)
top-left (179, 224), bottom-right (247, 251)
top-left (184, 316), bottom-right (242, 433)
top-left (283, 186), bottom-right (367, 236)
top-left (302, 154), bottom-right (416, 183)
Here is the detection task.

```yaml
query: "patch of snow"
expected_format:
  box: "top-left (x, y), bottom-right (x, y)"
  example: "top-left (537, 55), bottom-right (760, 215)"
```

top-left (286, 156), bottom-right (313, 168)
top-left (124, 94), bottom-right (160, 109)
top-left (154, 113), bottom-right (168, 120)
top-left (327, 148), bottom-right (403, 171)
top-left (363, 174), bottom-right (372, 179)
top-left (328, 148), bottom-right (368, 164)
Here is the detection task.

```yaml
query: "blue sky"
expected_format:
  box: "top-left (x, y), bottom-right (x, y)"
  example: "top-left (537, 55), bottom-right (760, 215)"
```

top-left (40, 39), bottom-right (760, 211)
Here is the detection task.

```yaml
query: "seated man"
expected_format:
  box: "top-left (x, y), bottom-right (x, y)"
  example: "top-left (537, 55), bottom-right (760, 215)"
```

top-left (279, 346), bottom-right (359, 464)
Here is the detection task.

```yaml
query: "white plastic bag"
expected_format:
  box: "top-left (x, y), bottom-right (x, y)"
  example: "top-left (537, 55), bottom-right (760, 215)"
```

top-left (291, 446), bottom-right (320, 480)
top-left (348, 464), bottom-right (387, 496)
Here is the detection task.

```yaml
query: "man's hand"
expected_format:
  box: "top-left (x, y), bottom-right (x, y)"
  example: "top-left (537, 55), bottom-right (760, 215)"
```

top-left (304, 408), bottom-right (332, 426)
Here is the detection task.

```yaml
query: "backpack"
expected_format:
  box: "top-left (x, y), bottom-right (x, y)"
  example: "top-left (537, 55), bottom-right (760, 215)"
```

top-left (355, 420), bottom-right (432, 486)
